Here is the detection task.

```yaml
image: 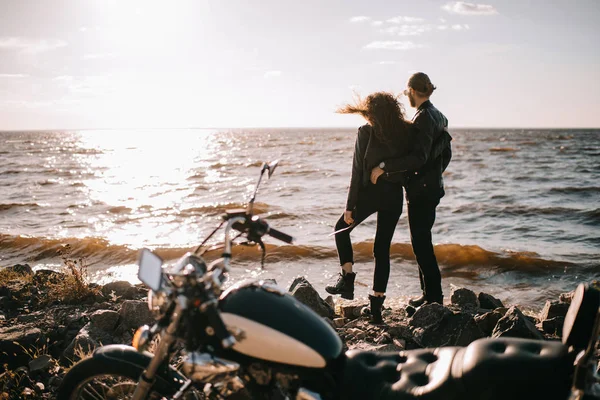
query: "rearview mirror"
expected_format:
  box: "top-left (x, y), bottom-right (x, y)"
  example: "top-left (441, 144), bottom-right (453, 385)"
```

top-left (137, 249), bottom-right (163, 291)
top-left (267, 160), bottom-right (279, 179)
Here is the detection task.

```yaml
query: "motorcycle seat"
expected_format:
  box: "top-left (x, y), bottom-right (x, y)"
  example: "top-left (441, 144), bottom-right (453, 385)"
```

top-left (341, 337), bottom-right (575, 400)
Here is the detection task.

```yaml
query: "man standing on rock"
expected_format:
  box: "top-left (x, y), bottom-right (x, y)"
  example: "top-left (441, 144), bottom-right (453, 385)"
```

top-left (370, 72), bottom-right (451, 307)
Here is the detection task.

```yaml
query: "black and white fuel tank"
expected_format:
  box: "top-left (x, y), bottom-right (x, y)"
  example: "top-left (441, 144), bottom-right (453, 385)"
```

top-left (219, 280), bottom-right (343, 369)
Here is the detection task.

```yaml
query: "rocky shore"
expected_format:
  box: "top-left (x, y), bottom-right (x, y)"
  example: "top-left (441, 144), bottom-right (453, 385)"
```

top-left (0, 264), bottom-right (579, 399)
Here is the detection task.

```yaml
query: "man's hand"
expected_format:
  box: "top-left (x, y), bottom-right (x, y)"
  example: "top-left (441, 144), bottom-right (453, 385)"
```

top-left (344, 210), bottom-right (354, 225)
top-left (370, 167), bottom-right (385, 184)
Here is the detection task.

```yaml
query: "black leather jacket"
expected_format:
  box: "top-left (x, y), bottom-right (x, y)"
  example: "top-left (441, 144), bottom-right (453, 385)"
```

top-left (383, 100), bottom-right (450, 203)
top-left (345, 124), bottom-right (410, 211)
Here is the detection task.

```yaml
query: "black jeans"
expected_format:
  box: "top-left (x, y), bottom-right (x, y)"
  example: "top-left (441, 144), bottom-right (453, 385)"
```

top-left (335, 181), bottom-right (403, 293)
top-left (408, 199), bottom-right (442, 298)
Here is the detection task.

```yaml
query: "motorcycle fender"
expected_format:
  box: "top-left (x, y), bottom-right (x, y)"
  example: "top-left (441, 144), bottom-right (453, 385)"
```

top-left (91, 344), bottom-right (188, 387)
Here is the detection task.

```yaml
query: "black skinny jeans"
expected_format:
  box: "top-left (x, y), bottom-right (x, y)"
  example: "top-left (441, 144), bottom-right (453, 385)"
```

top-left (408, 199), bottom-right (442, 298)
top-left (335, 181), bottom-right (403, 293)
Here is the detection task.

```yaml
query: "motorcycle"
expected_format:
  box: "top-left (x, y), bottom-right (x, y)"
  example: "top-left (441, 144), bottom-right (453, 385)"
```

top-left (58, 161), bottom-right (600, 400)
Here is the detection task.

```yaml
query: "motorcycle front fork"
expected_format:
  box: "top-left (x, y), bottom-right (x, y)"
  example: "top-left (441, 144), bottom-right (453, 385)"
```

top-left (132, 302), bottom-right (185, 400)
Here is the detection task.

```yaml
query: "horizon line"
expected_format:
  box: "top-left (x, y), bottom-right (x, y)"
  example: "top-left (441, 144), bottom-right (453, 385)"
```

top-left (1, 126), bottom-right (600, 133)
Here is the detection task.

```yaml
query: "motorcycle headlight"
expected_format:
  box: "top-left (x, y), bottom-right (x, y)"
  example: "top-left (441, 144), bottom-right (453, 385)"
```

top-left (147, 289), bottom-right (168, 317)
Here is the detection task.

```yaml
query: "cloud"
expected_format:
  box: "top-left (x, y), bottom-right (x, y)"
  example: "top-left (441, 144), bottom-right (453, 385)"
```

top-left (381, 24), bottom-right (433, 36)
top-left (350, 16), bottom-right (371, 23)
top-left (378, 61), bottom-right (398, 65)
top-left (364, 41), bottom-right (424, 50)
top-left (442, 2), bottom-right (498, 15)
top-left (387, 16), bottom-right (425, 23)
top-left (0, 74), bottom-right (28, 78)
top-left (451, 24), bottom-right (470, 30)
top-left (83, 53), bottom-right (116, 60)
top-left (0, 37), bottom-right (67, 53)
top-left (372, 21), bottom-right (383, 26)
top-left (264, 70), bottom-right (282, 78)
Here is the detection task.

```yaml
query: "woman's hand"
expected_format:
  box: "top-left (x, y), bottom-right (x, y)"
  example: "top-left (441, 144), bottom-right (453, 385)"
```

top-left (344, 210), bottom-right (354, 225)
top-left (370, 167), bottom-right (384, 184)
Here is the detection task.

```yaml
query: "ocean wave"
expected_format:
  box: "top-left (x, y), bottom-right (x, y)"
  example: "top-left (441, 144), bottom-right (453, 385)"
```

top-left (177, 202), bottom-right (270, 217)
top-left (549, 187), bottom-right (600, 195)
top-left (0, 203), bottom-right (40, 212)
top-left (450, 204), bottom-right (599, 224)
top-left (0, 234), bottom-right (575, 277)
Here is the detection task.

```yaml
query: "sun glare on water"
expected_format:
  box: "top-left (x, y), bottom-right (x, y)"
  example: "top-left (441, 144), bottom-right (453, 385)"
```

top-left (73, 129), bottom-right (220, 249)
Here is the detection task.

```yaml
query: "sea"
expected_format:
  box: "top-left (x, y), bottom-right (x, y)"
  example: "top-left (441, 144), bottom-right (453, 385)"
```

top-left (1, 128), bottom-right (599, 310)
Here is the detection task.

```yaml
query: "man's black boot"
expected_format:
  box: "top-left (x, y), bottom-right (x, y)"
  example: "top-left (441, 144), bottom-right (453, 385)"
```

top-left (408, 294), bottom-right (427, 307)
top-left (325, 272), bottom-right (355, 300)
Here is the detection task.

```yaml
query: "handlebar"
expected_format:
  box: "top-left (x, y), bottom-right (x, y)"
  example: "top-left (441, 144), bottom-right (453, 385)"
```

top-left (225, 210), bottom-right (294, 245)
top-left (267, 226), bottom-right (294, 244)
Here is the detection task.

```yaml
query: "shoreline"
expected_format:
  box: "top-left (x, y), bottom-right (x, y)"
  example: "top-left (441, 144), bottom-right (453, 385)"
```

top-left (0, 263), bottom-right (583, 398)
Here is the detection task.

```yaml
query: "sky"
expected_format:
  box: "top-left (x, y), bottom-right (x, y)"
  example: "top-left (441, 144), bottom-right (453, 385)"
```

top-left (0, 0), bottom-right (599, 130)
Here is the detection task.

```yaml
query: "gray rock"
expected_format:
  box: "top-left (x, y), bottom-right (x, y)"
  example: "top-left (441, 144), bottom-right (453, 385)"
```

top-left (539, 300), bottom-right (570, 322)
top-left (6, 264), bottom-right (33, 275)
top-left (288, 277), bottom-right (334, 319)
top-left (540, 316), bottom-right (565, 336)
top-left (90, 309), bottom-right (120, 332)
top-left (16, 311), bottom-right (46, 324)
top-left (412, 311), bottom-right (485, 348)
top-left (333, 318), bottom-right (347, 328)
top-left (339, 300), bottom-right (369, 320)
top-left (478, 292), bottom-right (504, 309)
top-left (492, 306), bottom-right (544, 340)
top-left (0, 323), bottom-right (44, 365)
top-left (324, 295), bottom-right (335, 310)
top-left (376, 333), bottom-right (392, 344)
top-left (33, 269), bottom-right (64, 285)
top-left (102, 281), bottom-right (137, 300)
top-left (474, 309), bottom-right (507, 336)
top-left (386, 324), bottom-right (413, 341)
top-left (62, 325), bottom-right (99, 362)
top-left (119, 300), bottom-right (154, 330)
top-left (29, 354), bottom-right (53, 373)
top-left (409, 303), bottom-right (451, 329)
top-left (450, 288), bottom-right (479, 309)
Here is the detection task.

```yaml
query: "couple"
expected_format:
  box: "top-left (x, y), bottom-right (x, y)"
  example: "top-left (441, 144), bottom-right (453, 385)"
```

top-left (325, 72), bottom-right (452, 324)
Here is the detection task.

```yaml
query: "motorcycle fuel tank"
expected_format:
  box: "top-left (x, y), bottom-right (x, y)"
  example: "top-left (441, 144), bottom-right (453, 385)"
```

top-left (219, 280), bottom-right (343, 369)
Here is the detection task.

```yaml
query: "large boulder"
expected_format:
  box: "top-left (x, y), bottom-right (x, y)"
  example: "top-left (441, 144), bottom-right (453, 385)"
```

top-left (101, 281), bottom-right (139, 300)
top-left (539, 316), bottom-right (565, 337)
top-left (409, 303), bottom-right (484, 347)
top-left (118, 300), bottom-right (154, 330)
top-left (32, 269), bottom-right (64, 286)
top-left (474, 308), bottom-right (507, 336)
top-left (450, 288), bottom-right (479, 310)
top-left (5, 264), bottom-right (34, 276)
top-left (90, 309), bottom-right (120, 332)
top-left (62, 324), bottom-right (100, 362)
top-left (409, 303), bottom-right (451, 329)
top-left (478, 292), bottom-right (504, 309)
top-left (492, 306), bottom-right (544, 340)
top-left (288, 277), bottom-right (334, 319)
top-left (539, 300), bottom-right (570, 322)
top-left (0, 323), bottom-right (45, 367)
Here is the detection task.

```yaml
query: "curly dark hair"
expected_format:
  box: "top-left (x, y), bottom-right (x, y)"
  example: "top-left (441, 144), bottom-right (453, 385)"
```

top-left (336, 91), bottom-right (410, 145)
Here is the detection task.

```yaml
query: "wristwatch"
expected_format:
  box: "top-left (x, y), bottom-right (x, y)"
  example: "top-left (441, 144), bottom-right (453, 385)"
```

top-left (379, 161), bottom-right (385, 169)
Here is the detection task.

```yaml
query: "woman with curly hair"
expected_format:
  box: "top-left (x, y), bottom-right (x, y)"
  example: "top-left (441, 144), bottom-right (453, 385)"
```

top-left (325, 91), bottom-right (412, 324)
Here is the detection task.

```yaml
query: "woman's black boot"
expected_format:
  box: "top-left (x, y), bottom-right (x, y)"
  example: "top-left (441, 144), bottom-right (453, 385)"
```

top-left (367, 294), bottom-right (385, 324)
top-left (325, 272), bottom-right (355, 300)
